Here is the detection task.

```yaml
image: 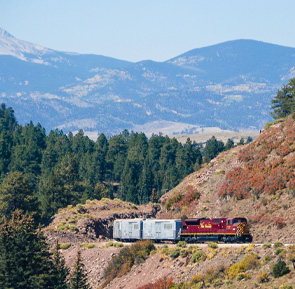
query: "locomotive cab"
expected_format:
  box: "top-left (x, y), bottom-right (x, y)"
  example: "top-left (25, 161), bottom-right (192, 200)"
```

top-left (233, 218), bottom-right (247, 224)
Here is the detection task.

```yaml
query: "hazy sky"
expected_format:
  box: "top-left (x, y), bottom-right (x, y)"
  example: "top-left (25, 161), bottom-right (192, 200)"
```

top-left (1, 0), bottom-right (295, 62)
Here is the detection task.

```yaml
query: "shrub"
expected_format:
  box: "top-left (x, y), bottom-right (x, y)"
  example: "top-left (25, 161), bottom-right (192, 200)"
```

top-left (103, 241), bottom-right (155, 287)
top-left (190, 273), bottom-right (203, 284)
top-left (279, 284), bottom-right (293, 289)
top-left (106, 242), bottom-right (114, 247)
top-left (177, 241), bottom-right (187, 248)
top-left (68, 224), bottom-right (78, 232)
top-left (57, 221), bottom-right (69, 231)
top-left (180, 249), bottom-right (188, 258)
top-left (227, 254), bottom-right (260, 280)
top-left (262, 242), bottom-right (272, 249)
top-left (208, 242), bottom-right (218, 249)
top-left (58, 243), bottom-right (71, 250)
top-left (212, 278), bottom-right (223, 287)
top-left (275, 217), bottom-right (286, 229)
top-left (257, 271), bottom-right (269, 283)
top-left (274, 241), bottom-right (284, 248)
top-left (262, 254), bottom-right (273, 265)
top-left (227, 263), bottom-right (247, 279)
top-left (114, 242), bottom-right (123, 248)
top-left (246, 244), bottom-right (255, 251)
top-left (170, 248), bottom-right (180, 259)
top-left (191, 250), bottom-right (206, 263)
top-left (237, 273), bottom-right (251, 281)
top-left (187, 245), bottom-right (198, 254)
top-left (161, 247), bottom-right (170, 255)
top-left (242, 254), bottom-right (260, 269)
top-left (138, 276), bottom-right (173, 289)
top-left (272, 261), bottom-right (290, 278)
top-left (203, 268), bottom-right (217, 284)
top-left (275, 248), bottom-right (286, 256)
top-left (80, 243), bottom-right (95, 249)
top-left (287, 245), bottom-right (295, 266)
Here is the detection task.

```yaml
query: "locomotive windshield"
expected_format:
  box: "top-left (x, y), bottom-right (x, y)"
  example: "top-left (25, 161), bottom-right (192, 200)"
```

top-left (233, 218), bottom-right (247, 224)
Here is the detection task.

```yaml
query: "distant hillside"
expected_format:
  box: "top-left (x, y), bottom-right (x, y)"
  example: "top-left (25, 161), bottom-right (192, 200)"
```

top-left (1, 27), bottom-right (295, 135)
top-left (159, 115), bottom-right (295, 243)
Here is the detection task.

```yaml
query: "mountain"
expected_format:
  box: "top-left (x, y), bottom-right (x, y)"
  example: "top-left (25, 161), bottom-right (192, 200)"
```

top-left (1, 28), bottom-right (295, 135)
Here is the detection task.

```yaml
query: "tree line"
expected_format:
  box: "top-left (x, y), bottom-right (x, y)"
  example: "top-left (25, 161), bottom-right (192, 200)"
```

top-left (0, 103), bottom-right (249, 223)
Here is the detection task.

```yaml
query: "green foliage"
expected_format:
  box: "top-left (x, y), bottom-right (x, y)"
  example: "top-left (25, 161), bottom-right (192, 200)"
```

top-left (180, 249), bottom-right (188, 258)
top-left (274, 241), bottom-right (284, 248)
top-left (0, 104), bottom-right (210, 222)
top-left (103, 240), bottom-right (155, 287)
top-left (275, 248), bottom-right (286, 256)
top-left (59, 243), bottom-right (71, 250)
top-left (279, 284), bottom-right (293, 289)
top-left (0, 211), bottom-right (66, 288)
top-left (170, 248), bottom-right (180, 259)
top-left (0, 171), bottom-right (40, 223)
top-left (271, 78), bottom-right (295, 119)
top-left (177, 241), bottom-right (187, 248)
top-left (287, 245), bottom-right (295, 264)
top-left (114, 242), bottom-right (124, 248)
top-left (225, 138), bottom-right (235, 150)
top-left (203, 136), bottom-right (225, 163)
top-left (80, 243), bottom-right (96, 249)
top-left (52, 241), bottom-right (70, 289)
top-left (262, 242), bottom-right (272, 249)
top-left (191, 250), bottom-right (206, 263)
top-left (208, 242), bottom-right (218, 249)
top-left (227, 254), bottom-right (260, 279)
top-left (262, 254), bottom-right (273, 265)
top-left (69, 250), bottom-right (90, 289)
top-left (272, 260), bottom-right (290, 278)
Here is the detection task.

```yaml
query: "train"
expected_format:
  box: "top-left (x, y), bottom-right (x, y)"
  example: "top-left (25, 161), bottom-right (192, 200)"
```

top-left (113, 217), bottom-right (253, 243)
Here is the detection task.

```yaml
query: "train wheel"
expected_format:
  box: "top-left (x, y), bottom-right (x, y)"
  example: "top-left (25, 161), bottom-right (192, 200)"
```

top-left (185, 237), bottom-right (191, 243)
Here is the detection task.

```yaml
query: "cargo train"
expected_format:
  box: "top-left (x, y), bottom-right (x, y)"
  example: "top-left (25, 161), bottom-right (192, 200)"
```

top-left (113, 217), bottom-right (252, 243)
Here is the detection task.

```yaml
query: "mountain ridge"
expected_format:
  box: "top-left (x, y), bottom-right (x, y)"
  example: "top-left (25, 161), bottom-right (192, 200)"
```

top-left (1, 27), bottom-right (295, 135)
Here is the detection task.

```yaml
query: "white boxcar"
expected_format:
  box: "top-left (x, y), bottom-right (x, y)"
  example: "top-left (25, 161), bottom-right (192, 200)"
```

top-left (113, 219), bottom-right (143, 241)
top-left (142, 219), bottom-right (182, 241)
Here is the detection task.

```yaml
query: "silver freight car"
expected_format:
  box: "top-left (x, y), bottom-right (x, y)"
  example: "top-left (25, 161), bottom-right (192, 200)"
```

top-left (113, 219), bottom-right (143, 241)
top-left (142, 219), bottom-right (182, 241)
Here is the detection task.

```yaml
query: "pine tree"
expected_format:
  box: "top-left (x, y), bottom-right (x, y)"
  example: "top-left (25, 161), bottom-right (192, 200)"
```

top-left (271, 78), bottom-right (295, 119)
top-left (0, 211), bottom-right (55, 288)
top-left (69, 250), bottom-right (90, 289)
top-left (225, 138), bottom-right (235, 150)
top-left (203, 136), bottom-right (225, 163)
top-left (0, 171), bottom-right (39, 223)
top-left (52, 241), bottom-right (70, 289)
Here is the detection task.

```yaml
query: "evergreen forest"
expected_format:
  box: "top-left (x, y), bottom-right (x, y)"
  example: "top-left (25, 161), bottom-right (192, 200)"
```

top-left (0, 103), bottom-right (247, 224)
top-left (0, 103), bottom-right (208, 223)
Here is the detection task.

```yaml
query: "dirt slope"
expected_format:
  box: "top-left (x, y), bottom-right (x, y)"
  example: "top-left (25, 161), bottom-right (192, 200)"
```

top-left (159, 116), bottom-right (295, 243)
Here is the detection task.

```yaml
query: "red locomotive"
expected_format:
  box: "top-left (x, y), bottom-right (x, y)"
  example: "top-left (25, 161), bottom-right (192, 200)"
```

top-left (180, 217), bottom-right (252, 243)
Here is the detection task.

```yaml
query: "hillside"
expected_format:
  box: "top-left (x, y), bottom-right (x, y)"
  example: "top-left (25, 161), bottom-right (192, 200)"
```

top-left (1, 27), bottom-right (295, 135)
top-left (159, 115), bottom-right (295, 244)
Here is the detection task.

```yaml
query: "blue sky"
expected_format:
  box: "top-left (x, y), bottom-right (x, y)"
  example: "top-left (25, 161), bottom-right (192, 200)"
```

top-left (1, 0), bottom-right (295, 62)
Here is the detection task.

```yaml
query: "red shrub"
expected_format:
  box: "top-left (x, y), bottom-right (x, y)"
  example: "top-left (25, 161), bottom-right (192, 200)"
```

top-left (274, 217), bottom-right (286, 229)
top-left (137, 276), bottom-right (173, 289)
